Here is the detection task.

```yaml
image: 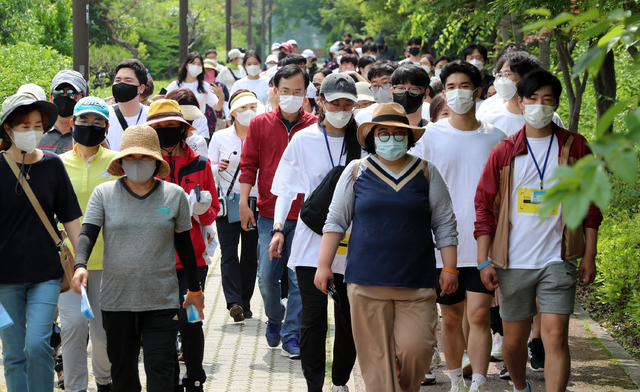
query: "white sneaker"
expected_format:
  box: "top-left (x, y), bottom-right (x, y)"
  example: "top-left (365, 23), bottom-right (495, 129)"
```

top-left (491, 332), bottom-right (503, 361)
top-left (450, 377), bottom-right (469, 392)
top-left (331, 384), bottom-right (349, 392)
top-left (462, 351), bottom-right (472, 377)
top-left (430, 348), bottom-right (442, 370)
top-left (469, 381), bottom-right (485, 392)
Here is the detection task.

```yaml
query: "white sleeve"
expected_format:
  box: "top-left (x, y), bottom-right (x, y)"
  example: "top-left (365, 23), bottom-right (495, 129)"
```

top-left (271, 141), bottom-right (306, 225)
top-left (166, 81), bottom-right (178, 93)
top-left (208, 133), bottom-right (221, 173)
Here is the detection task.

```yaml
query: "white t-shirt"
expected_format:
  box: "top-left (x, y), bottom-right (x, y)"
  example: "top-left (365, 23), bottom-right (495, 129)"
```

top-left (475, 93), bottom-right (501, 119)
top-left (218, 66), bottom-right (247, 89)
top-left (166, 80), bottom-right (219, 115)
top-left (356, 102), bottom-right (429, 126)
top-left (230, 76), bottom-right (270, 105)
top-left (107, 104), bottom-right (149, 151)
top-left (508, 134), bottom-right (562, 269)
top-left (398, 59), bottom-right (420, 65)
top-left (479, 102), bottom-right (564, 136)
top-left (422, 102), bottom-right (431, 121)
top-left (271, 124), bottom-right (365, 274)
top-left (208, 125), bottom-right (258, 198)
top-left (411, 118), bottom-right (506, 268)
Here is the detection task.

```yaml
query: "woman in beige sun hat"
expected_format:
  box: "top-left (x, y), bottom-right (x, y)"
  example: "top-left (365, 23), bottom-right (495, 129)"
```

top-left (71, 124), bottom-right (205, 391)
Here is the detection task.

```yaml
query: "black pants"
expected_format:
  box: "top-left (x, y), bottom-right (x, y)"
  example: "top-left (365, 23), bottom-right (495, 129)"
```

top-left (102, 308), bottom-right (179, 392)
top-left (490, 305), bottom-right (503, 336)
top-left (174, 265), bottom-right (209, 391)
top-left (296, 267), bottom-right (356, 392)
top-left (217, 214), bottom-right (259, 310)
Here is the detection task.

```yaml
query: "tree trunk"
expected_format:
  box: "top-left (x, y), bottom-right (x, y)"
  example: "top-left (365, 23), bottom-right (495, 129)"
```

top-left (592, 49), bottom-right (617, 134)
top-left (539, 39), bottom-right (551, 70)
top-left (499, 17), bottom-right (511, 43)
top-left (511, 17), bottom-right (524, 45)
top-left (556, 37), bottom-right (589, 133)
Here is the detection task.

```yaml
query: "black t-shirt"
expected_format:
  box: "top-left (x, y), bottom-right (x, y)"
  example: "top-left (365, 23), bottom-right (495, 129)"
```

top-left (0, 151), bottom-right (82, 284)
top-left (481, 74), bottom-right (495, 100)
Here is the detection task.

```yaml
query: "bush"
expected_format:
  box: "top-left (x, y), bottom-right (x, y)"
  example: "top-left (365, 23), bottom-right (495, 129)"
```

top-left (0, 42), bottom-right (72, 101)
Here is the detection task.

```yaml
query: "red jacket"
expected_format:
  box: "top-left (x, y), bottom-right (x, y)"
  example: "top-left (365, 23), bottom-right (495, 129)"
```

top-left (160, 144), bottom-right (220, 269)
top-left (239, 106), bottom-right (317, 219)
top-left (474, 124), bottom-right (603, 267)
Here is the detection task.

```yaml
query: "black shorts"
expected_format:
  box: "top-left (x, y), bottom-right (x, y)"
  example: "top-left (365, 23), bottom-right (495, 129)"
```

top-left (436, 267), bottom-right (494, 305)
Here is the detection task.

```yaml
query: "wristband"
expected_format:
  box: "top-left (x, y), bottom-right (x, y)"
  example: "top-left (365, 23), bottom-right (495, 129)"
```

top-left (477, 260), bottom-right (491, 270)
top-left (442, 267), bottom-right (459, 276)
top-left (270, 227), bottom-right (284, 237)
top-left (187, 289), bottom-right (202, 296)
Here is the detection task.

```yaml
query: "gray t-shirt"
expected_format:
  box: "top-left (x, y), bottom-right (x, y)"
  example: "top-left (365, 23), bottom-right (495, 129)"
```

top-left (84, 178), bottom-right (192, 312)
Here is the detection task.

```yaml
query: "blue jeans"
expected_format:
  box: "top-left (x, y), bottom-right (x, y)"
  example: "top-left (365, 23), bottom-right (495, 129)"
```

top-left (0, 279), bottom-right (61, 392)
top-left (257, 215), bottom-right (301, 343)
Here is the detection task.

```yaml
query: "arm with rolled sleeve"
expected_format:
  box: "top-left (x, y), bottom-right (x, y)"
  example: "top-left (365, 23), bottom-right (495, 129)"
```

top-left (426, 161), bottom-right (458, 249)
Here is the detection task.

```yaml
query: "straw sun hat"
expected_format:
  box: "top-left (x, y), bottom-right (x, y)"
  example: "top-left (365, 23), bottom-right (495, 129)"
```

top-left (356, 102), bottom-right (425, 147)
top-left (107, 124), bottom-right (170, 178)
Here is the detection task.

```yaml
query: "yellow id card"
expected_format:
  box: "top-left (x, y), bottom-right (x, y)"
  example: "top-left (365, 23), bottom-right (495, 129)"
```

top-left (337, 233), bottom-right (350, 256)
top-left (517, 188), bottom-right (558, 215)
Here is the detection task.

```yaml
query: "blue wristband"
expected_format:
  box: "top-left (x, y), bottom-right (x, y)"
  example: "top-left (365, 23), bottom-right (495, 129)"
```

top-left (477, 260), bottom-right (491, 270)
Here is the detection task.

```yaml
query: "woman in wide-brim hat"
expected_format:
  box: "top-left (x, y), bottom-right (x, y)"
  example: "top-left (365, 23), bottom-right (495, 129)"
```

top-left (315, 102), bottom-right (460, 392)
top-left (0, 93), bottom-right (83, 391)
top-left (71, 124), bottom-right (205, 392)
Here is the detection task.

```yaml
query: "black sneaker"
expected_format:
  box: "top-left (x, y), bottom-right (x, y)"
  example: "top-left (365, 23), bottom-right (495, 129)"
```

top-left (528, 338), bottom-right (545, 372)
top-left (230, 304), bottom-right (245, 322)
top-left (499, 364), bottom-right (511, 380)
top-left (243, 309), bottom-right (253, 319)
top-left (421, 371), bottom-right (436, 385)
top-left (97, 383), bottom-right (112, 392)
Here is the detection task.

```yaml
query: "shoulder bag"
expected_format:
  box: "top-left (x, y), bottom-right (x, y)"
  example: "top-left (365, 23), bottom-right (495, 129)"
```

top-left (218, 164), bottom-right (242, 223)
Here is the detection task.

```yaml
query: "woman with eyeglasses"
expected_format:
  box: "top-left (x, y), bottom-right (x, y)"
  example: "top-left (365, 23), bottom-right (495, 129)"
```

top-left (207, 89), bottom-right (261, 322)
top-left (270, 74), bottom-right (364, 392)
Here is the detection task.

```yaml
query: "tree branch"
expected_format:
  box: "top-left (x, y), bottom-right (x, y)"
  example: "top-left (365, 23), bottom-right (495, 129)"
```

top-left (105, 18), bottom-right (138, 59)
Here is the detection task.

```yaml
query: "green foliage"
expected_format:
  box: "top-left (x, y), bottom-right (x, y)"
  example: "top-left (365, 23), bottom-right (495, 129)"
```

top-left (0, 42), bottom-right (72, 102)
top-left (138, 26), bottom-right (180, 80)
top-left (32, 0), bottom-right (73, 57)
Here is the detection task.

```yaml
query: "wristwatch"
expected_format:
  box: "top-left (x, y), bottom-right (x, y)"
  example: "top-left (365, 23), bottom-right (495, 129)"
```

top-left (270, 228), bottom-right (284, 237)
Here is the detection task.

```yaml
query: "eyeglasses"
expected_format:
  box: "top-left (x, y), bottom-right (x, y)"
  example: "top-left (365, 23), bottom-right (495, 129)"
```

top-left (52, 89), bottom-right (80, 100)
top-left (493, 70), bottom-right (519, 79)
top-left (75, 118), bottom-right (107, 128)
top-left (376, 131), bottom-right (407, 142)
top-left (326, 101), bottom-right (355, 112)
top-left (277, 89), bottom-right (305, 97)
top-left (392, 86), bottom-right (426, 96)
top-left (369, 82), bottom-right (392, 92)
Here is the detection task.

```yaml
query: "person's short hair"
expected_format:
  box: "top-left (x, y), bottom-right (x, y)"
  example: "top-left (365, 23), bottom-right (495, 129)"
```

top-left (407, 37), bottom-right (422, 47)
top-left (242, 50), bottom-right (262, 69)
top-left (358, 55), bottom-right (376, 70)
top-left (282, 54), bottom-right (306, 67)
top-left (234, 46), bottom-right (246, 54)
top-left (439, 59), bottom-right (482, 89)
top-left (142, 77), bottom-right (155, 99)
top-left (367, 60), bottom-right (398, 82)
top-left (362, 43), bottom-right (378, 55)
top-left (114, 59), bottom-right (148, 86)
top-left (343, 32), bottom-right (352, 39)
top-left (390, 64), bottom-right (430, 88)
top-left (353, 38), bottom-right (364, 45)
top-left (205, 49), bottom-right (217, 57)
top-left (363, 125), bottom-right (416, 154)
top-left (273, 64), bottom-right (310, 89)
top-left (434, 55), bottom-right (451, 66)
top-left (341, 54), bottom-right (358, 67)
top-left (516, 69), bottom-right (562, 103)
top-left (338, 46), bottom-right (354, 54)
top-left (495, 43), bottom-right (528, 64)
top-left (429, 78), bottom-right (443, 98)
top-left (494, 51), bottom-right (542, 79)
top-left (364, 35), bottom-right (374, 43)
top-left (462, 43), bottom-right (489, 62)
top-left (421, 54), bottom-right (436, 67)
top-left (314, 68), bottom-right (333, 79)
top-left (429, 93), bottom-right (447, 122)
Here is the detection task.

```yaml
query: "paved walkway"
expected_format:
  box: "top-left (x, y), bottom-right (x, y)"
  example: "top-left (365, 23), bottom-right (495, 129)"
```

top-left (0, 234), bottom-right (638, 391)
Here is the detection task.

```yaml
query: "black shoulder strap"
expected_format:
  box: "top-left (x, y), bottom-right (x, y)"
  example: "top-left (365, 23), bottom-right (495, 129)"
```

top-left (113, 105), bottom-right (129, 132)
top-left (229, 68), bottom-right (242, 82)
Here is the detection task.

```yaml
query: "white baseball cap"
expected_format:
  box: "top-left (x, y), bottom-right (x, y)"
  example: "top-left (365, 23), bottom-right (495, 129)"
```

top-left (271, 43), bottom-right (281, 51)
top-left (228, 49), bottom-right (245, 61)
top-left (287, 39), bottom-right (298, 46)
top-left (266, 54), bottom-right (279, 64)
top-left (301, 49), bottom-right (315, 59)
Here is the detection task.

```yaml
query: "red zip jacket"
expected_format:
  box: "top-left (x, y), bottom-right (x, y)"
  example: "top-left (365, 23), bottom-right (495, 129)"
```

top-left (239, 106), bottom-right (317, 219)
top-left (160, 144), bottom-right (221, 269)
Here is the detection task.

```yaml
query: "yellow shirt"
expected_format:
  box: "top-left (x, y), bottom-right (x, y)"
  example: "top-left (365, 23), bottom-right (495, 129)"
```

top-left (60, 144), bottom-right (119, 270)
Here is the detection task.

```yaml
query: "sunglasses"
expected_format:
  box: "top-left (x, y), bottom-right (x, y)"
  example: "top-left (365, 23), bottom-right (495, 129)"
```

top-left (52, 89), bottom-right (80, 100)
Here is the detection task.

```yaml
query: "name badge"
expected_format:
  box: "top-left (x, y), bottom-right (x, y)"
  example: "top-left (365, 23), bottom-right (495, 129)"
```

top-left (517, 188), bottom-right (558, 215)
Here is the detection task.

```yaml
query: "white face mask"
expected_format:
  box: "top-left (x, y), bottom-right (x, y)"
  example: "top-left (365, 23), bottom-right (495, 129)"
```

top-left (325, 110), bottom-right (352, 128)
top-left (353, 108), bottom-right (362, 117)
top-left (494, 77), bottom-right (517, 100)
top-left (9, 129), bottom-right (44, 154)
top-left (246, 65), bottom-right (261, 77)
top-left (523, 104), bottom-right (555, 129)
top-left (446, 88), bottom-right (477, 115)
top-left (278, 94), bottom-right (304, 114)
top-left (336, 55), bottom-right (343, 65)
top-left (421, 65), bottom-right (431, 73)
top-left (434, 69), bottom-right (442, 78)
top-left (187, 65), bottom-right (203, 78)
top-left (468, 59), bottom-right (484, 71)
top-left (235, 109), bottom-right (257, 126)
top-left (266, 63), bottom-right (276, 69)
top-left (121, 159), bottom-right (157, 183)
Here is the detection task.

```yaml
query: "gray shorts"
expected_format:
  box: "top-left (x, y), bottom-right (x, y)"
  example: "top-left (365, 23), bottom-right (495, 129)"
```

top-left (496, 260), bottom-right (577, 322)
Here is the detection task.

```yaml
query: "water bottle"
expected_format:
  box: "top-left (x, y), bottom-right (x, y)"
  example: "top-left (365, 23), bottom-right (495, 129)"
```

top-left (186, 304), bottom-right (202, 323)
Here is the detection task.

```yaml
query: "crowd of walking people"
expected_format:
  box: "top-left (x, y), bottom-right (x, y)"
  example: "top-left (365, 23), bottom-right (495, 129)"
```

top-left (0, 32), bottom-right (601, 392)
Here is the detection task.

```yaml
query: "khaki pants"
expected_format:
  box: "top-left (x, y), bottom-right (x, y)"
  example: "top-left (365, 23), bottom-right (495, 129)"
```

top-left (347, 284), bottom-right (437, 392)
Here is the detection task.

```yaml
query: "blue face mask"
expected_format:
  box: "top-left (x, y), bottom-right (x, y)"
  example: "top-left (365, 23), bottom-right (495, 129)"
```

top-left (375, 135), bottom-right (408, 161)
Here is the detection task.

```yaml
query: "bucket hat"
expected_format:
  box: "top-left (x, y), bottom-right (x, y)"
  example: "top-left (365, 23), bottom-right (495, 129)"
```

top-left (107, 124), bottom-right (170, 178)
top-left (17, 84), bottom-right (47, 101)
top-left (203, 59), bottom-right (219, 74)
top-left (355, 82), bottom-right (375, 102)
top-left (0, 93), bottom-right (58, 131)
top-left (356, 102), bottom-right (425, 147)
top-left (145, 99), bottom-right (195, 131)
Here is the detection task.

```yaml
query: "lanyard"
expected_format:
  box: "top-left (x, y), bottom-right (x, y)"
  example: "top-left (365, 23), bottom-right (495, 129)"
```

top-left (322, 125), bottom-right (346, 168)
top-left (134, 104), bottom-right (143, 125)
top-left (525, 132), bottom-right (554, 190)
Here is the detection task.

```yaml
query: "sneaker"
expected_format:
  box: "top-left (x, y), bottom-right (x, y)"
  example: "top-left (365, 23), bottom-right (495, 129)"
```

top-left (281, 337), bottom-right (300, 359)
top-left (265, 321), bottom-right (282, 347)
top-left (491, 332), bottom-right (503, 361)
top-left (461, 350), bottom-right (472, 377)
top-left (97, 383), bottom-right (112, 392)
top-left (331, 384), bottom-right (349, 392)
top-left (430, 349), bottom-right (442, 370)
top-left (421, 371), bottom-right (436, 386)
top-left (243, 309), bottom-right (253, 319)
top-left (229, 304), bottom-right (245, 322)
top-left (528, 338), bottom-right (545, 372)
top-left (499, 364), bottom-right (510, 380)
top-left (450, 377), bottom-right (468, 392)
top-left (469, 381), bottom-right (485, 392)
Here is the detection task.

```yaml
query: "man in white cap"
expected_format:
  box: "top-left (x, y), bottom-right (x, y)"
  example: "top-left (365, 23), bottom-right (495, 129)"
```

top-left (219, 49), bottom-right (247, 89)
top-left (287, 40), bottom-right (298, 53)
top-left (301, 49), bottom-right (318, 76)
top-left (271, 43), bottom-right (281, 55)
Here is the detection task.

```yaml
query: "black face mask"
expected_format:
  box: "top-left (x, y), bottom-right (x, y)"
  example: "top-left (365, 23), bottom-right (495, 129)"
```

top-left (156, 127), bottom-right (184, 149)
top-left (72, 125), bottom-right (107, 147)
top-left (53, 96), bottom-right (77, 118)
top-left (408, 47), bottom-right (420, 56)
top-left (344, 39), bottom-right (351, 45)
top-left (112, 83), bottom-right (140, 103)
top-left (377, 45), bottom-right (385, 50)
top-left (393, 91), bottom-right (426, 115)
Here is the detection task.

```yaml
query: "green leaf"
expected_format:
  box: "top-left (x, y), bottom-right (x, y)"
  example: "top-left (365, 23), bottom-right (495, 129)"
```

top-left (590, 166), bottom-right (613, 209)
top-left (595, 99), bottom-right (632, 137)
top-left (626, 108), bottom-right (640, 145)
top-left (608, 8), bottom-right (626, 21)
top-left (572, 46), bottom-right (607, 78)
top-left (578, 20), bottom-right (613, 40)
top-left (562, 191), bottom-right (591, 230)
top-left (565, 9), bottom-right (601, 31)
top-left (523, 20), bottom-right (550, 32)
top-left (624, 12), bottom-right (640, 27)
top-left (540, 191), bottom-right (565, 218)
top-left (609, 150), bottom-right (638, 183)
top-left (527, 8), bottom-right (551, 17)
top-left (598, 25), bottom-right (627, 50)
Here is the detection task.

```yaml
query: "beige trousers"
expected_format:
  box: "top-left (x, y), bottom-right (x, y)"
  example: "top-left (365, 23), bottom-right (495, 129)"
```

top-left (347, 284), bottom-right (437, 392)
